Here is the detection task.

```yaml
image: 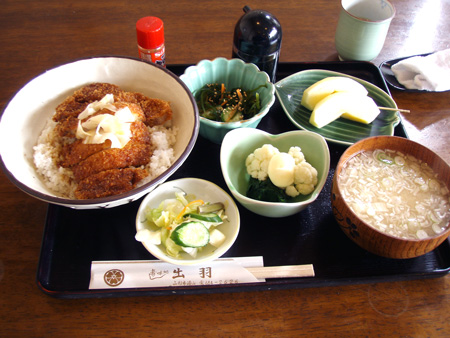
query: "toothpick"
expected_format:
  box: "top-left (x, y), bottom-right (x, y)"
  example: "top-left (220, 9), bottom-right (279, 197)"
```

top-left (379, 107), bottom-right (410, 113)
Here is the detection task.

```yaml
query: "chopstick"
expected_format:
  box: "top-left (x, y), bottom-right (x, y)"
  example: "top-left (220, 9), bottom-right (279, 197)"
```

top-left (246, 264), bottom-right (315, 279)
top-left (379, 107), bottom-right (410, 113)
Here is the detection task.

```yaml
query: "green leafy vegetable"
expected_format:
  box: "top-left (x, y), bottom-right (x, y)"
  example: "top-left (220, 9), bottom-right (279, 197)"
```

top-left (194, 83), bottom-right (266, 122)
top-left (246, 177), bottom-right (290, 203)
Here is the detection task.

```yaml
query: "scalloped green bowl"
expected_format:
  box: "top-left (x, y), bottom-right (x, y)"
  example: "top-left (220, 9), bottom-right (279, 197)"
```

top-left (180, 58), bottom-right (276, 144)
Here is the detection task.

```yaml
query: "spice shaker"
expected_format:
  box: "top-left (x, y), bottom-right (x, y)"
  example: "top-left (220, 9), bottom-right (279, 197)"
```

top-left (232, 6), bottom-right (282, 82)
top-left (136, 16), bottom-right (166, 67)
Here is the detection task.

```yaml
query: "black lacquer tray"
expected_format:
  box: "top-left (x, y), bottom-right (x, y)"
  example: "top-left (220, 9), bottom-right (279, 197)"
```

top-left (37, 62), bottom-right (450, 298)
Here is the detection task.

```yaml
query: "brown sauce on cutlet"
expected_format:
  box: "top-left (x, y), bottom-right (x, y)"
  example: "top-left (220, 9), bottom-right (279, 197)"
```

top-left (127, 92), bottom-right (173, 126)
top-left (71, 122), bottom-right (152, 181)
top-left (53, 82), bottom-right (173, 199)
top-left (74, 167), bottom-right (149, 199)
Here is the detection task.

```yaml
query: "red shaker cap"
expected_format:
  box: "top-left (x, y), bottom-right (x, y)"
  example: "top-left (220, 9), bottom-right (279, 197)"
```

top-left (136, 16), bottom-right (164, 50)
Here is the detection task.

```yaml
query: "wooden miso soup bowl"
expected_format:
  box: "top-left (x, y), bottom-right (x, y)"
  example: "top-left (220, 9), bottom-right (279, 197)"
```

top-left (331, 136), bottom-right (450, 259)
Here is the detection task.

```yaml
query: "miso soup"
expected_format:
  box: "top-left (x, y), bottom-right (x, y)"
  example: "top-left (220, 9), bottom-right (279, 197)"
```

top-left (338, 149), bottom-right (450, 240)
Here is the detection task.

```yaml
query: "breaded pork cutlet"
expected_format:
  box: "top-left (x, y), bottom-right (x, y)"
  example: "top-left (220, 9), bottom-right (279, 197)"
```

top-left (71, 122), bottom-right (152, 182)
top-left (74, 167), bottom-right (149, 199)
top-left (52, 82), bottom-right (173, 199)
top-left (53, 83), bottom-right (124, 122)
top-left (57, 101), bottom-right (147, 167)
top-left (122, 92), bottom-right (173, 127)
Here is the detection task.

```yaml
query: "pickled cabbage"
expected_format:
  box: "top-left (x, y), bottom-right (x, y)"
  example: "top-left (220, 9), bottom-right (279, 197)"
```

top-left (136, 192), bottom-right (227, 258)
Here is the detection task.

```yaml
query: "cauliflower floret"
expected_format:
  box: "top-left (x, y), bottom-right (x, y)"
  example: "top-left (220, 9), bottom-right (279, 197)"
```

top-left (294, 162), bottom-right (318, 185)
top-left (245, 144), bottom-right (280, 181)
top-left (295, 183), bottom-right (315, 195)
top-left (288, 146), bottom-right (305, 164)
top-left (285, 161), bottom-right (318, 197)
top-left (285, 185), bottom-right (300, 197)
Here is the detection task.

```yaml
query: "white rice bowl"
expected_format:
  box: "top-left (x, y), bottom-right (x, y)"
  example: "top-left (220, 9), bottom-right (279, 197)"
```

top-left (0, 56), bottom-right (199, 209)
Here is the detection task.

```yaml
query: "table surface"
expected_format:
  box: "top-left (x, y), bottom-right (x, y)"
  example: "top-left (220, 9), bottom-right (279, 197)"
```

top-left (1, 0), bottom-right (450, 336)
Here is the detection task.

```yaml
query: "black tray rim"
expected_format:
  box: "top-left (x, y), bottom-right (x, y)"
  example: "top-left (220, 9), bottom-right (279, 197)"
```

top-left (36, 61), bottom-right (449, 299)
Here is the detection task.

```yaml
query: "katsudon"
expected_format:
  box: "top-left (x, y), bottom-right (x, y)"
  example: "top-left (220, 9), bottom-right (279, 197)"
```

top-left (33, 83), bottom-right (177, 199)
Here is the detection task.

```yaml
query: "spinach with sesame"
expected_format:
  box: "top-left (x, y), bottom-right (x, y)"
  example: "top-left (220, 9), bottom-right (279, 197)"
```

top-left (194, 83), bottom-right (267, 122)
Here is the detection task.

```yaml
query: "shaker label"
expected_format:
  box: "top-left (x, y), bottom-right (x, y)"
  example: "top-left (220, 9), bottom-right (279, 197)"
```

top-left (139, 47), bottom-right (166, 67)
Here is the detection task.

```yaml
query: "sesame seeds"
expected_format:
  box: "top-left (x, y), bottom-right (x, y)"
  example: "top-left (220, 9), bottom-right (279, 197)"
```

top-left (195, 83), bottom-right (263, 122)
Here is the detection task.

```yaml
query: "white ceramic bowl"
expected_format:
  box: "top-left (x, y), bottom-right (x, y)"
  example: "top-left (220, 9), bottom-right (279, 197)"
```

top-left (220, 128), bottom-right (330, 218)
top-left (180, 57), bottom-right (275, 144)
top-left (135, 178), bottom-right (240, 265)
top-left (0, 56), bottom-right (199, 209)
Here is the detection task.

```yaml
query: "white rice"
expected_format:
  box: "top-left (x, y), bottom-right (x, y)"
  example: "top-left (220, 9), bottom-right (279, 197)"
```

top-left (33, 116), bottom-right (178, 198)
top-left (138, 124), bottom-right (179, 186)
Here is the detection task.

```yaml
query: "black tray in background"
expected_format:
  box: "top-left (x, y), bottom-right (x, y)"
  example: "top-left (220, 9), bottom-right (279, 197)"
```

top-left (36, 62), bottom-right (450, 299)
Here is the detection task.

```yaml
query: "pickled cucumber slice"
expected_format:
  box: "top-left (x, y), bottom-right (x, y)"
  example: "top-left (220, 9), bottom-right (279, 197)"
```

top-left (184, 213), bottom-right (223, 223)
top-left (170, 221), bottom-right (210, 248)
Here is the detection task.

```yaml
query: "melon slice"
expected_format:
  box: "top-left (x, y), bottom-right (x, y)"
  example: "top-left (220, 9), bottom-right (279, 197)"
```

top-left (309, 92), bottom-right (380, 128)
top-left (301, 77), bottom-right (368, 111)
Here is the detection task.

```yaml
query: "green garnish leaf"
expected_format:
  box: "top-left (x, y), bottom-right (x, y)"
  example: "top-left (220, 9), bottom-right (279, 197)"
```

top-left (377, 152), bottom-right (394, 165)
top-left (246, 177), bottom-right (289, 203)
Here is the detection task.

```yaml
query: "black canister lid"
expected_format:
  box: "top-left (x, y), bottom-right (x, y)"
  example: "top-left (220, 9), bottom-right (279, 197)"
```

top-left (233, 6), bottom-right (282, 56)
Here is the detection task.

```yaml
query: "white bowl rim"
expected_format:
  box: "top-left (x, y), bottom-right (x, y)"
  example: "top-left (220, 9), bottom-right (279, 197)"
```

top-left (135, 177), bottom-right (241, 265)
top-left (221, 128), bottom-right (331, 207)
top-left (0, 55), bottom-right (199, 208)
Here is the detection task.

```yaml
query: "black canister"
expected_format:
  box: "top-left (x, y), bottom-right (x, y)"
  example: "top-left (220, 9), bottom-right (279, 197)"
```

top-left (232, 6), bottom-right (282, 82)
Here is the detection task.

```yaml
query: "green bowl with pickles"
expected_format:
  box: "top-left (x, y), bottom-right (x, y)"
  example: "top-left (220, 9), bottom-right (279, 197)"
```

top-left (180, 57), bottom-right (276, 144)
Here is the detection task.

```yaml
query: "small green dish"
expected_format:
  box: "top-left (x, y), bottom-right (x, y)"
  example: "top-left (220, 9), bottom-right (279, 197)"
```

top-left (180, 57), bottom-right (276, 144)
top-left (275, 69), bottom-right (401, 146)
top-left (220, 128), bottom-right (330, 218)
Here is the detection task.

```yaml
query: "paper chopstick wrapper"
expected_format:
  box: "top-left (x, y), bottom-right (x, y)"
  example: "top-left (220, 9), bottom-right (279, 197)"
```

top-left (90, 257), bottom-right (263, 289)
top-left (89, 257), bottom-right (314, 289)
